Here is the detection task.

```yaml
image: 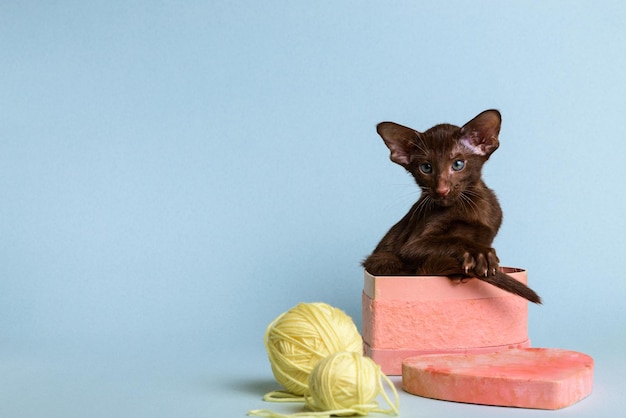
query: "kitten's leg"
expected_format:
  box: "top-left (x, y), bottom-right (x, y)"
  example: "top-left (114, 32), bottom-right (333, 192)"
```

top-left (418, 256), bottom-right (467, 279)
top-left (417, 244), bottom-right (541, 303)
top-left (456, 247), bottom-right (541, 303)
top-left (362, 252), bottom-right (408, 275)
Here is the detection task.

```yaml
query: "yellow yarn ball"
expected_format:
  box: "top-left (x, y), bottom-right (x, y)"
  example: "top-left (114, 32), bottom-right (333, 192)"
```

top-left (306, 351), bottom-right (398, 416)
top-left (264, 302), bottom-right (363, 396)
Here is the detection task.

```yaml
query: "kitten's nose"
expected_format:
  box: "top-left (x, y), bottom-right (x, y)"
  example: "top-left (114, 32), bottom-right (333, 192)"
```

top-left (436, 186), bottom-right (450, 197)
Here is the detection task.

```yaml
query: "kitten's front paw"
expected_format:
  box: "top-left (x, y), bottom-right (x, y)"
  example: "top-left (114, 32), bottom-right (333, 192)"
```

top-left (363, 252), bottom-right (408, 276)
top-left (461, 249), bottom-right (499, 277)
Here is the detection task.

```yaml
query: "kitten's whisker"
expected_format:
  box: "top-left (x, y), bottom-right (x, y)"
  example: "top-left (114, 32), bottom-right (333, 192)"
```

top-left (409, 197), bottom-right (426, 223)
top-left (460, 191), bottom-right (480, 218)
top-left (409, 194), bottom-right (434, 224)
top-left (414, 140), bottom-right (429, 157)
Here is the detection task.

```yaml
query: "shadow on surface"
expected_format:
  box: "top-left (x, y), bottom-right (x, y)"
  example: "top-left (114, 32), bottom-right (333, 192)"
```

top-left (229, 377), bottom-right (280, 397)
top-left (196, 374), bottom-right (279, 397)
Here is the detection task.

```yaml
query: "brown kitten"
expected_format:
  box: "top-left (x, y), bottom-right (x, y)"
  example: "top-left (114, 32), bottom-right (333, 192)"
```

top-left (363, 109), bottom-right (541, 303)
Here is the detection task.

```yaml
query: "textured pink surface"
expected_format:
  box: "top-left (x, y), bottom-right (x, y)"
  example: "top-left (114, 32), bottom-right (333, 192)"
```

top-left (362, 292), bottom-right (528, 349)
top-left (364, 340), bottom-right (530, 376)
top-left (362, 268), bottom-right (529, 374)
top-left (402, 348), bottom-right (594, 409)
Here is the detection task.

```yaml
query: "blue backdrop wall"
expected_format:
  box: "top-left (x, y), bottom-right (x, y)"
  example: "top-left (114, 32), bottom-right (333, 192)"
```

top-left (1, 1), bottom-right (625, 417)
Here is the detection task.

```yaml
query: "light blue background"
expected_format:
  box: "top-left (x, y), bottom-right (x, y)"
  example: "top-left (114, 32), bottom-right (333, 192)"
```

top-left (1, 1), bottom-right (625, 417)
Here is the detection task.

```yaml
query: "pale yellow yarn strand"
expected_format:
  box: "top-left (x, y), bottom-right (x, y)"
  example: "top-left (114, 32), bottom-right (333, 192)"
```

top-left (262, 391), bottom-right (305, 403)
top-left (263, 303), bottom-right (363, 396)
top-left (249, 351), bottom-right (399, 418)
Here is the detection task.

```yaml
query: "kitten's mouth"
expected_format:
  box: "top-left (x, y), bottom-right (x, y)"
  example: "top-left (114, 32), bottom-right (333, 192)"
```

top-left (433, 194), bottom-right (457, 207)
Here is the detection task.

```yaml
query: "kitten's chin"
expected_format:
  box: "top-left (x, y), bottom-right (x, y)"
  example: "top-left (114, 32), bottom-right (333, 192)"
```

top-left (433, 196), bottom-right (456, 207)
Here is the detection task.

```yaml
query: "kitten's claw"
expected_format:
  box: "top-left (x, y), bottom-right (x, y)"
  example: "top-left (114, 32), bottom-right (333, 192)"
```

top-left (462, 252), bottom-right (475, 274)
top-left (460, 248), bottom-right (500, 278)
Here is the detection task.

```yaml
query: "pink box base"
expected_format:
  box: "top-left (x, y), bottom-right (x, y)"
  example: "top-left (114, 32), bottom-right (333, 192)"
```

top-left (362, 268), bottom-right (530, 374)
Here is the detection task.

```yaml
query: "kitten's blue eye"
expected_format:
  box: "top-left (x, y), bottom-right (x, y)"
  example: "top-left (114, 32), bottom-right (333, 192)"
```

top-left (419, 163), bottom-right (433, 174)
top-left (452, 160), bottom-right (465, 171)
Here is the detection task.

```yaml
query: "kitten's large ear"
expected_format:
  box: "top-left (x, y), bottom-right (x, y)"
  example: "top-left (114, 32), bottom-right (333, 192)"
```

top-left (376, 122), bottom-right (421, 167)
top-left (460, 109), bottom-right (501, 156)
